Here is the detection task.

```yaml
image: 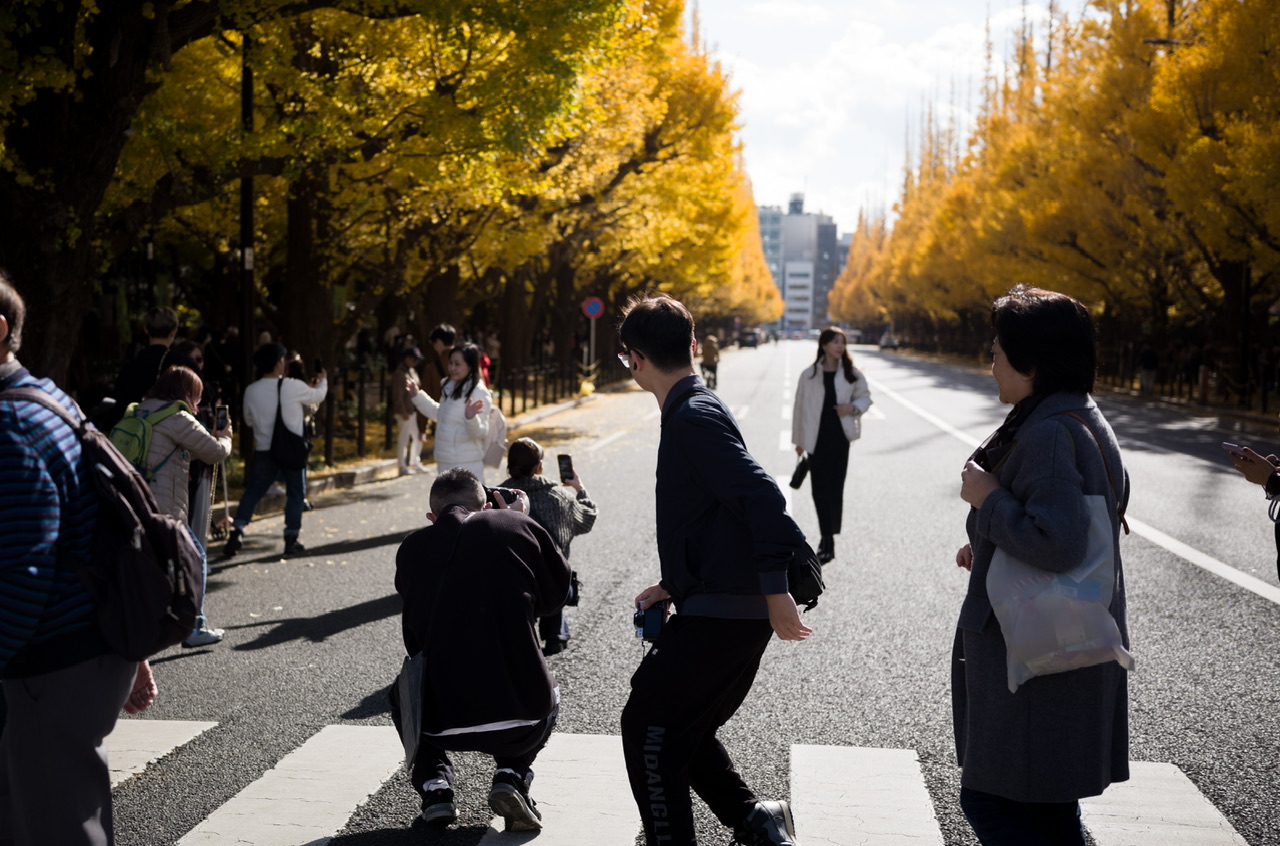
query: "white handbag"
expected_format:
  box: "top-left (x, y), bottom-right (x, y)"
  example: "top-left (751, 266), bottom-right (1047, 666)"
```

top-left (987, 494), bottom-right (1135, 693)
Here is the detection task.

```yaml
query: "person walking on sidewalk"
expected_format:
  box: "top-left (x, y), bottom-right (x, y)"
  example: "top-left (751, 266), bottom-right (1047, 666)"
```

top-left (405, 342), bottom-right (492, 478)
top-left (393, 346), bottom-right (429, 475)
top-left (791, 326), bottom-right (873, 563)
top-left (223, 344), bottom-right (328, 558)
top-left (617, 294), bottom-right (811, 846)
top-left (391, 469), bottom-right (569, 832)
top-left (134, 366), bottom-right (233, 647)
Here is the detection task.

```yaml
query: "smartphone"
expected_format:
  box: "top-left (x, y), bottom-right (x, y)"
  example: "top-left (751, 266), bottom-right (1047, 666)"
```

top-left (313, 358), bottom-right (324, 374)
top-left (215, 404), bottom-right (229, 430)
top-left (557, 453), bottom-right (575, 483)
top-left (1222, 442), bottom-right (1243, 455)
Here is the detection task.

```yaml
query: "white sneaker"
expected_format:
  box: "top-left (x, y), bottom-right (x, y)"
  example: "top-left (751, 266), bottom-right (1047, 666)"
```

top-left (183, 627), bottom-right (225, 648)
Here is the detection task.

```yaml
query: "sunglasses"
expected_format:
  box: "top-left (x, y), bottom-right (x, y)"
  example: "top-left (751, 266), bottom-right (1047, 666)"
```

top-left (617, 348), bottom-right (645, 370)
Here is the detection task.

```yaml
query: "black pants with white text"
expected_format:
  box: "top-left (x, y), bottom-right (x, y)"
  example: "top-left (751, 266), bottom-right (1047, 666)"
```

top-left (621, 614), bottom-right (774, 845)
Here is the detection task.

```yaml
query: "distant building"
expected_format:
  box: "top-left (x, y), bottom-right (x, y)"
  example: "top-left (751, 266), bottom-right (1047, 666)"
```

top-left (757, 194), bottom-right (840, 331)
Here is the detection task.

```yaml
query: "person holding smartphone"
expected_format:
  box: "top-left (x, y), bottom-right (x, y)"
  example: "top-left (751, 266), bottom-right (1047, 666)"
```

top-left (1225, 442), bottom-right (1280, 577)
top-left (500, 437), bottom-right (597, 655)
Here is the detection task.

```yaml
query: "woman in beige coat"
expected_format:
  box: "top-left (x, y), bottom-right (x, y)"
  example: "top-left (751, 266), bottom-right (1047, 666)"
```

top-left (791, 327), bottom-right (872, 562)
top-left (138, 366), bottom-right (233, 647)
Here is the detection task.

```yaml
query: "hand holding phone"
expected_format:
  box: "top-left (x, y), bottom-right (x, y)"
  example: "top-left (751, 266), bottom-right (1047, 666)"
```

top-left (557, 454), bottom-right (575, 484)
top-left (1222, 442), bottom-right (1244, 457)
top-left (214, 404), bottom-right (229, 431)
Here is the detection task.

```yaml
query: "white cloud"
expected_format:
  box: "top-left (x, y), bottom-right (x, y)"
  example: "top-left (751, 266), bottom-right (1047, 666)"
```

top-left (696, 0), bottom-right (1049, 230)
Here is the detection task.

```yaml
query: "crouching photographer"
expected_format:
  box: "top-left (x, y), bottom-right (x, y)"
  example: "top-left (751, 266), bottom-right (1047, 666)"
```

top-left (390, 468), bottom-right (571, 832)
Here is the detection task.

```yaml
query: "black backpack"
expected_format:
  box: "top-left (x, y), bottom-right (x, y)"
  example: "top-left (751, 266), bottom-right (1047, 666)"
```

top-left (0, 387), bottom-right (204, 660)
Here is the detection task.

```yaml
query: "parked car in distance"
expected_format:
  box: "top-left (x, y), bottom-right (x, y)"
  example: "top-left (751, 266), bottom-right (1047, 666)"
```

top-left (878, 332), bottom-right (899, 350)
top-left (739, 329), bottom-right (760, 348)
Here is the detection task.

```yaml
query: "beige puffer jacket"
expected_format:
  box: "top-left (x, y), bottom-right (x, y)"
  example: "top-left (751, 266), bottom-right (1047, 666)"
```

top-left (136, 398), bottom-right (233, 524)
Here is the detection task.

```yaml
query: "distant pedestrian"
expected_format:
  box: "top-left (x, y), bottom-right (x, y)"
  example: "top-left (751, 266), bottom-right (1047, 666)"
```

top-left (423, 324), bottom-right (456, 402)
top-left (0, 273), bottom-right (159, 846)
top-left (391, 469), bottom-right (569, 831)
top-left (501, 437), bottom-right (597, 655)
top-left (135, 365), bottom-right (233, 647)
top-left (223, 344), bottom-right (328, 558)
top-left (954, 285), bottom-right (1130, 846)
top-left (700, 333), bottom-right (720, 389)
top-left (406, 342), bottom-right (492, 478)
top-left (393, 347), bottom-right (429, 475)
top-left (111, 306), bottom-right (180, 423)
top-left (617, 294), bottom-right (810, 846)
top-left (791, 326), bottom-right (872, 563)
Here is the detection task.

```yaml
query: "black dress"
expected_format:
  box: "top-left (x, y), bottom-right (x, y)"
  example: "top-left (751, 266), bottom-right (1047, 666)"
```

top-left (809, 369), bottom-right (850, 539)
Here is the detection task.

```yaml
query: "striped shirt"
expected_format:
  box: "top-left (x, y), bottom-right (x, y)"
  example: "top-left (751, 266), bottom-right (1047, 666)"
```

top-left (0, 363), bottom-right (99, 673)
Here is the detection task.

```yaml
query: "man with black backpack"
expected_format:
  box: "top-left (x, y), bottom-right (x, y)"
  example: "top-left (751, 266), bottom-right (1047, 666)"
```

top-left (0, 275), bottom-right (158, 846)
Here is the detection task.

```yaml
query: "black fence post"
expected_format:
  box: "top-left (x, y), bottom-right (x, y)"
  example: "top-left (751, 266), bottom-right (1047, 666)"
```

top-left (324, 384), bottom-right (336, 466)
top-left (357, 365), bottom-right (367, 457)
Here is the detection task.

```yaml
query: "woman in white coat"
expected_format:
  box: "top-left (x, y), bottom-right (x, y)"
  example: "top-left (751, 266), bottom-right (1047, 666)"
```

top-left (792, 327), bottom-right (872, 562)
top-left (407, 342), bottom-right (491, 477)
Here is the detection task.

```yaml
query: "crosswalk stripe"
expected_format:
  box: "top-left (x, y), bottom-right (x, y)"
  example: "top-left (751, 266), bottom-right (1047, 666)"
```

top-left (1082, 761), bottom-right (1250, 845)
top-left (175, 724), bottom-right (402, 846)
top-left (792, 745), bottom-right (943, 845)
top-left (107, 719), bottom-right (218, 788)
top-left (477, 733), bottom-right (639, 845)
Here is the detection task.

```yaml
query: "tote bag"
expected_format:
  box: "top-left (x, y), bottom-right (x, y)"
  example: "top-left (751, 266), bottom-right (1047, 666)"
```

top-left (986, 493), bottom-right (1134, 693)
top-left (269, 380), bottom-right (311, 470)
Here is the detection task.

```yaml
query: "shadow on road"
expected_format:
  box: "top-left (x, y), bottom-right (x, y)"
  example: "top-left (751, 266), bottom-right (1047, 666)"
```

top-left (230, 593), bottom-right (401, 651)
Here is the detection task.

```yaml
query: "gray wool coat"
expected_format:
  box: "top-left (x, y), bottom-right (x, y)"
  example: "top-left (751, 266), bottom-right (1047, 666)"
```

top-left (953, 391), bottom-right (1130, 803)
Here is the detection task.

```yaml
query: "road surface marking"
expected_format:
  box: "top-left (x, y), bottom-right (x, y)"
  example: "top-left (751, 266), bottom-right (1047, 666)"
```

top-left (1083, 761), bottom-right (1249, 845)
top-left (107, 719), bottom-right (217, 787)
top-left (176, 725), bottom-right (402, 846)
top-left (736, 405), bottom-right (750, 420)
top-left (792, 745), bottom-right (944, 845)
top-left (477, 733), bottom-right (639, 845)
top-left (871, 377), bottom-right (1280, 609)
top-left (586, 431), bottom-right (627, 452)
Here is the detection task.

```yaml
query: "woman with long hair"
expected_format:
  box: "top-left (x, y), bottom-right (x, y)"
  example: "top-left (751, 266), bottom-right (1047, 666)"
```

top-left (407, 342), bottom-right (492, 477)
top-left (954, 285), bottom-right (1130, 844)
top-left (136, 365), bottom-right (233, 647)
top-left (791, 326), bottom-right (872, 563)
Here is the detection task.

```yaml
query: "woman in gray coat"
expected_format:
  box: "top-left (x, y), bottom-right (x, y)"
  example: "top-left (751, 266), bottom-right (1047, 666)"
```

top-left (954, 286), bottom-right (1130, 845)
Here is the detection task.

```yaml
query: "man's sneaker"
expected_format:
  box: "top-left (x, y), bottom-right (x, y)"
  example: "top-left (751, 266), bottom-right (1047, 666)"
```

top-left (419, 788), bottom-right (457, 825)
top-left (732, 800), bottom-right (799, 846)
top-left (182, 627), bottom-right (225, 648)
top-left (282, 540), bottom-right (306, 557)
top-left (223, 528), bottom-right (243, 558)
top-left (488, 771), bottom-right (542, 831)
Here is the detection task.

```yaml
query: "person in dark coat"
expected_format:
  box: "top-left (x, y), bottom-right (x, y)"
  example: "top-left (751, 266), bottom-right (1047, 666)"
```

top-left (954, 285), bottom-right (1131, 845)
top-left (391, 468), bottom-right (570, 833)
top-left (112, 306), bottom-right (180, 420)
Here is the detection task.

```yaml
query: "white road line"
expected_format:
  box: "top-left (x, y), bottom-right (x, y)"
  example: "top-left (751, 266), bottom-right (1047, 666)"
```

top-left (1083, 761), bottom-right (1249, 845)
top-left (107, 719), bottom-right (217, 788)
top-left (736, 405), bottom-right (750, 420)
top-left (872, 377), bottom-right (1280, 608)
top-left (477, 733), bottom-right (639, 845)
top-left (586, 431), bottom-right (627, 452)
top-left (779, 431), bottom-right (793, 452)
top-left (792, 745), bottom-right (943, 845)
top-left (177, 725), bottom-right (402, 846)
top-left (782, 404), bottom-right (792, 421)
top-left (864, 406), bottom-right (886, 420)
top-left (643, 408), bottom-right (661, 421)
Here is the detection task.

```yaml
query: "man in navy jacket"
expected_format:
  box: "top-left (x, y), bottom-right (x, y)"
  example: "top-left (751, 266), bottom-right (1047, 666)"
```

top-left (617, 295), bottom-right (810, 846)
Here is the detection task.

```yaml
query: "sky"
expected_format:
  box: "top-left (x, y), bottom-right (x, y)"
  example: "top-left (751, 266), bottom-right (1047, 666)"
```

top-left (692, 0), bottom-right (1057, 234)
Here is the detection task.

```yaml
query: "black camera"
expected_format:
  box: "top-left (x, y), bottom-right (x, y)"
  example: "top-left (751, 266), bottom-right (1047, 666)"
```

top-left (565, 570), bottom-right (581, 606)
top-left (633, 600), bottom-right (667, 642)
top-left (485, 486), bottom-right (520, 508)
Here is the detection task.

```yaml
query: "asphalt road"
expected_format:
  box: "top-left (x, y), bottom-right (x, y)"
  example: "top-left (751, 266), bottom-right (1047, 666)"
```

top-left (111, 340), bottom-right (1280, 845)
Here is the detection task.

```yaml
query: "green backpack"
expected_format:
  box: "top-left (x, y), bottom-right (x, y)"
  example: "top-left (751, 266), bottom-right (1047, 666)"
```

top-left (108, 400), bottom-right (189, 480)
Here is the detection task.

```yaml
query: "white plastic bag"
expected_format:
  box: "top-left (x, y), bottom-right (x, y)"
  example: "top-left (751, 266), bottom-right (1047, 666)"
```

top-left (986, 494), bottom-right (1135, 693)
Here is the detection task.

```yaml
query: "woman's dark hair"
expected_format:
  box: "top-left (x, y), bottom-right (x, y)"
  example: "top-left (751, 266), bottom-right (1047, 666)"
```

top-left (506, 437), bottom-right (544, 478)
top-left (147, 365), bottom-right (202, 408)
top-left (447, 343), bottom-right (482, 400)
top-left (617, 294), bottom-right (695, 372)
top-left (992, 285), bottom-right (1096, 395)
top-left (429, 324), bottom-right (457, 347)
top-left (807, 326), bottom-right (857, 383)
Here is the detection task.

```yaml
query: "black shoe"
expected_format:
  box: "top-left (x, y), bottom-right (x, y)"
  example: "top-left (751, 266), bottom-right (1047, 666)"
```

top-left (542, 640), bottom-right (566, 657)
top-left (733, 800), bottom-right (799, 845)
top-left (223, 528), bottom-right (243, 558)
top-left (282, 540), bottom-right (306, 557)
top-left (488, 771), bottom-right (541, 831)
top-left (303, 499), bottom-right (315, 512)
top-left (817, 536), bottom-right (834, 564)
top-left (419, 788), bottom-right (457, 825)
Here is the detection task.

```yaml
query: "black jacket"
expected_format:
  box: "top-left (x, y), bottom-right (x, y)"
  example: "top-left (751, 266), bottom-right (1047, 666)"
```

top-left (656, 377), bottom-right (806, 618)
top-left (395, 506), bottom-right (570, 734)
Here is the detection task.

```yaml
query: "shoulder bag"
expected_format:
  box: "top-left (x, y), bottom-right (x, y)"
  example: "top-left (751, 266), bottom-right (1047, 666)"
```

top-left (986, 412), bottom-right (1134, 692)
top-left (269, 379), bottom-right (311, 470)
